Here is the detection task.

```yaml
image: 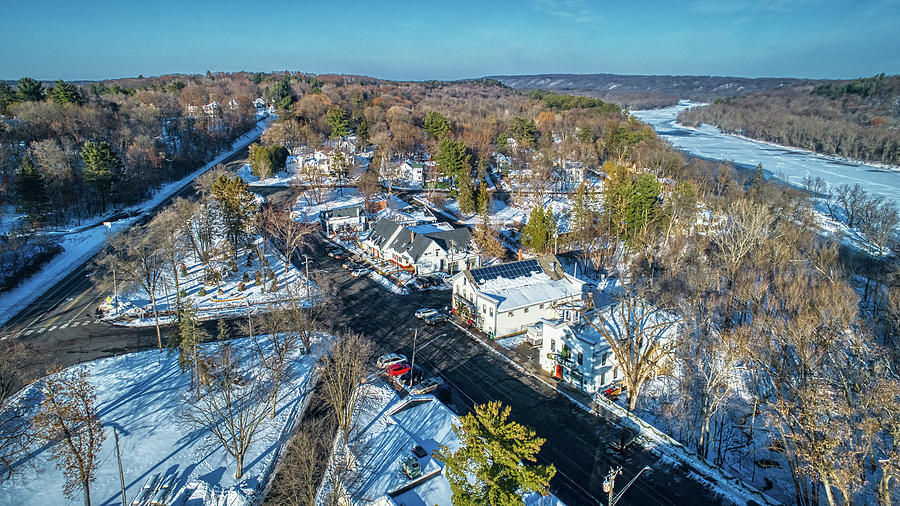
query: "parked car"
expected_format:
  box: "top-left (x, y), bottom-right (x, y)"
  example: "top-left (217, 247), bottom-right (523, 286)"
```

top-left (351, 268), bottom-right (371, 277)
top-left (603, 383), bottom-right (625, 400)
top-left (376, 353), bottom-right (407, 369)
top-left (327, 248), bottom-right (342, 258)
top-left (423, 312), bottom-right (448, 325)
top-left (612, 427), bottom-right (639, 452)
top-left (398, 365), bottom-right (425, 386)
top-left (415, 308), bottom-right (438, 319)
top-left (386, 363), bottom-right (411, 377)
top-left (410, 376), bottom-right (444, 395)
top-left (425, 274), bottom-right (445, 286)
top-left (342, 260), bottom-right (359, 270)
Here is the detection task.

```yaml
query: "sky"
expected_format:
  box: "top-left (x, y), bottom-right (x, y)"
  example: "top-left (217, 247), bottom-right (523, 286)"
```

top-left (2, 0), bottom-right (898, 81)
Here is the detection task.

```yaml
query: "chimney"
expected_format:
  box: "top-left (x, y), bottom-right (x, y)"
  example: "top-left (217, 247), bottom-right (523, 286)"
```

top-left (410, 230), bottom-right (415, 243)
top-left (517, 248), bottom-right (523, 261)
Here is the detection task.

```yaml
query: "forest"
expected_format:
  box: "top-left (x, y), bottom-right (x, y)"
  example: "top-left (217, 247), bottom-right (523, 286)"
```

top-left (677, 74), bottom-right (900, 165)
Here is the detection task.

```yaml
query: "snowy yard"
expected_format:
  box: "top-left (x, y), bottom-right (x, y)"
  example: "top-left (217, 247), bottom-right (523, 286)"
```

top-left (0, 333), bottom-right (327, 506)
top-left (105, 237), bottom-right (313, 326)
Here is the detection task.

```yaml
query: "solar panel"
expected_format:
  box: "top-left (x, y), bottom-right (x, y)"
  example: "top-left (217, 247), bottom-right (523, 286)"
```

top-left (472, 259), bottom-right (542, 284)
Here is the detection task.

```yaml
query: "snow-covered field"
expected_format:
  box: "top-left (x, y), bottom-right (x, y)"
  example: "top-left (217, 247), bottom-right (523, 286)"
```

top-left (236, 162), bottom-right (296, 187)
top-left (0, 120), bottom-right (270, 328)
top-left (0, 333), bottom-right (326, 506)
top-left (106, 237), bottom-right (313, 326)
top-left (291, 188), bottom-right (406, 224)
top-left (632, 101), bottom-right (900, 209)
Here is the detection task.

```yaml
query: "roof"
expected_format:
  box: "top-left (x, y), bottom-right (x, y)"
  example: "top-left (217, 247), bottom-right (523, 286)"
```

top-left (320, 204), bottom-right (363, 219)
top-left (369, 218), bottom-right (403, 248)
top-left (464, 256), bottom-right (584, 312)
top-left (368, 217), bottom-right (472, 262)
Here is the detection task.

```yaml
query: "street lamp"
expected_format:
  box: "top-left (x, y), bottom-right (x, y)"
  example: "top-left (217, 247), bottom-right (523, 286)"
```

top-left (604, 465), bottom-right (651, 506)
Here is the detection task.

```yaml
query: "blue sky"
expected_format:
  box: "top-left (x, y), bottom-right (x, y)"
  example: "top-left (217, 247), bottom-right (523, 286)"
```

top-left (2, 0), bottom-right (898, 81)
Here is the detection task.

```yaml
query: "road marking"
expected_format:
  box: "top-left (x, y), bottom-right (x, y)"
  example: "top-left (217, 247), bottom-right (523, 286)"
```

top-left (47, 285), bottom-right (93, 326)
top-left (37, 328), bottom-right (45, 334)
top-left (25, 329), bottom-right (34, 335)
top-left (48, 326), bottom-right (57, 332)
top-left (60, 323), bottom-right (69, 329)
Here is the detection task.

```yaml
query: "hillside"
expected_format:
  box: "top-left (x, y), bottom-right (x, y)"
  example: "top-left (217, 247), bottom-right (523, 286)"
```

top-left (489, 73), bottom-right (814, 107)
top-left (677, 74), bottom-right (900, 166)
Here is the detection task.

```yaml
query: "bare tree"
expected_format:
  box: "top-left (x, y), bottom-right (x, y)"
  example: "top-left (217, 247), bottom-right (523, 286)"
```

top-left (586, 290), bottom-right (681, 411)
top-left (179, 344), bottom-right (275, 480)
top-left (320, 333), bottom-right (374, 443)
top-left (0, 341), bottom-right (38, 479)
top-left (268, 417), bottom-right (331, 505)
top-left (32, 366), bottom-right (105, 506)
top-left (109, 230), bottom-right (167, 348)
top-left (251, 309), bottom-right (301, 418)
top-left (149, 207), bottom-right (188, 309)
top-left (259, 206), bottom-right (314, 276)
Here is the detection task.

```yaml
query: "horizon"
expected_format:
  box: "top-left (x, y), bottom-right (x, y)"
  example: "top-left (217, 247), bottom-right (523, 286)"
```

top-left (2, 0), bottom-right (898, 82)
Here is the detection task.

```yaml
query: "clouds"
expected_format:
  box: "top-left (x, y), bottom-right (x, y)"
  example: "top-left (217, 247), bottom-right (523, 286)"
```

top-left (532, 0), bottom-right (603, 24)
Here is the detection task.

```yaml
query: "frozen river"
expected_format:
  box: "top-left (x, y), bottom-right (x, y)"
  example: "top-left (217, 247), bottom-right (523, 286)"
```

top-left (631, 101), bottom-right (900, 207)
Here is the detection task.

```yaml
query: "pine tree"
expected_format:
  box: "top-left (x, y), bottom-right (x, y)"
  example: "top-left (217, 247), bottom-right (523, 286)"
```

top-left (172, 299), bottom-right (206, 400)
top-left (569, 181), bottom-right (596, 251)
top-left (16, 77), bottom-right (44, 102)
top-left (434, 401), bottom-right (555, 505)
top-left (458, 175), bottom-right (476, 215)
top-left (326, 106), bottom-right (349, 139)
top-left (435, 137), bottom-right (471, 191)
top-left (424, 110), bottom-right (452, 138)
top-left (49, 80), bottom-right (84, 106)
top-left (476, 183), bottom-right (489, 215)
top-left (81, 141), bottom-right (122, 212)
top-left (522, 205), bottom-right (555, 254)
top-left (217, 319), bottom-right (230, 342)
top-left (32, 366), bottom-right (105, 505)
top-left (211, 174), bottom-right (258, 256)
top-left (15, 156), bottom-right (51, 226)
top-left (0, 82), bottom-right (16, 114)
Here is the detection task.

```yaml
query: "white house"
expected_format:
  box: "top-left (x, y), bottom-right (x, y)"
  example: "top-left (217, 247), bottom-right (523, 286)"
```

top-left (399, 160), bottom-right (429, 185)
top-left (556, 160), bottom-right (585, 186)
top-left (451, 256), bottom-right (585, 338)
top-left (535, 301), bottom-right (679, 394)
top-left (362, 218), bottom-right (480, 275)
top-left (319, 204), bottom-right (367, 235)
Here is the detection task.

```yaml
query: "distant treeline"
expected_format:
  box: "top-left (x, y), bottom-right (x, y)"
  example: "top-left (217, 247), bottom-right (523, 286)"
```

top-left (677, 74), bottom-right (900, 166)
top-left (525, 89), bottom-right (621, 113)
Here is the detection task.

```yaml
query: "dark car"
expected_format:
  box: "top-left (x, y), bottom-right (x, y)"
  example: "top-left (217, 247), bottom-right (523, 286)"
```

top-left (423, 312), bottom-right (448, 325)
top-left (398, 364), bottom-right (425, 386)
top-left (613, 427), bottom-right (640, 452)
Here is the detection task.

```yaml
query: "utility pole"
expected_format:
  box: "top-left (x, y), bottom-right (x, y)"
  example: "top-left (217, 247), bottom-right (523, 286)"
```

top-left (604, 465), bottom-right (650, 506)
top-left (246, 300), bottom-right (252, 340)
top-left (113, 265), bottom-right (119, 316)
top-left (303, 254), bottom-right (310, 298)
top-left (114, 428), bottom-right (126, 506)
top-left (409, 328), bottom-right (418, 389)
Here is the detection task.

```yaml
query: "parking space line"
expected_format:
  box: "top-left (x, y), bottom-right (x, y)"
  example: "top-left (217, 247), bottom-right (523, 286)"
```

top-left (48, 326), bottom-right (57, 332)
top-left (37, 328), bottom-right (45, 334)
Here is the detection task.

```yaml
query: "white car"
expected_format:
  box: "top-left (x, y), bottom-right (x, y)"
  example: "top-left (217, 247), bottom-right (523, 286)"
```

top-left (410, 376), bottom-right (444, 395)
top-left (376, 353), bottom-right (407, 369)
top-left (415, 308), bottom-right (438, 319)
top-left (351, 268), bottom-right (371, 277)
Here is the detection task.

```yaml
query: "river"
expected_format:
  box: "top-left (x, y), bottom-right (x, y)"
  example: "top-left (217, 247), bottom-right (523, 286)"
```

top-left (631, 101), bottom-right (900, 208)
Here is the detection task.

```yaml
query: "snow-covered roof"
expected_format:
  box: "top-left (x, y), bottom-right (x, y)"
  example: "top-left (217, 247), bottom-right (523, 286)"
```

top-left (466, 256), bottom-right (584, 312)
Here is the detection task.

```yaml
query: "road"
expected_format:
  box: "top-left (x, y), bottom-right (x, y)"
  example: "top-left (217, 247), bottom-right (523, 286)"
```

top-left (299, 234), bottom-right (729, 506)
top-left (1, 146), bottom-right (254, 384)
top-left (3, 174), bottom-right (737, 505)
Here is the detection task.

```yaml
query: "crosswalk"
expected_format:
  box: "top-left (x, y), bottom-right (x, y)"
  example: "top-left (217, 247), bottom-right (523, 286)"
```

top-left (4, 319), bottom-right (104, 340)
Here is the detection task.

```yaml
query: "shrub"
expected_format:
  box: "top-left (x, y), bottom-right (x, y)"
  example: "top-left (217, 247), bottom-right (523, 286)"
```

top-left (198, 287), bottom-right (207, 297)
top-left (238, 281), bottom-right (246, 291)
top-left (270, 279), bottom-right (278, 292)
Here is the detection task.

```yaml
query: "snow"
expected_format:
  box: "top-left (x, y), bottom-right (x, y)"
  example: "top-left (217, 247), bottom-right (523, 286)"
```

top-left (291, 189), bottom-right (407, 224)
top-left (105, 237), bottom-right (313, 326)
top-left (0, 333), bottom-right (328, 506)
top-left (495, 333), bottom-right (529, 349)
top-left (475, 271), bottom-right (583, 312)
top-left (0, 119), bottom-right (269, 328)
top-left (632, 101), bottom-right (900, 209)
top-left (236, 163), bottom-right (296, 187)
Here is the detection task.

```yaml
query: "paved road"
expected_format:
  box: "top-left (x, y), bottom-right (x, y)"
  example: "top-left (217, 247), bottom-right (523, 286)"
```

top-left (1, 147), bottom-right (254, 383)
top-left (301, 234), bottom-right (730, 506)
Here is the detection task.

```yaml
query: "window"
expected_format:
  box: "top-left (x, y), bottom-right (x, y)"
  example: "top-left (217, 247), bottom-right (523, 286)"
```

top-left (539, 304), bottom-right (544, 309)
top-left (508, 311), bottom-right (513, 317)
top-left (489, 308), bottom-right (494, 317)
top-left (482, 305), bottom-right (487, 314)
top-left (524, 306), bottom-right (529, 314)
top-left (550, 339), bottom-right (556, 352)
top-left (602, 352), bottom-right (608, 364)
top-left (577, 352), bottom-right (583, 366)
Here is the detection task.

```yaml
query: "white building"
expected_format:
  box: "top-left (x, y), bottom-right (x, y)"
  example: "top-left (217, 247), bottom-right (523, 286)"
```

top-left (451, 256), bottom-right (585, 338)
top-left (319, 204), bottom-right (367, 235)
top-left (535, 302), bottom-right (679, 394)
top-left (362, 218), bottom-right (480, 275)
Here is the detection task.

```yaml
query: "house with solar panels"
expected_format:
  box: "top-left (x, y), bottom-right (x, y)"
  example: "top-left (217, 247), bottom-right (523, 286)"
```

top-left (451, 255), bottom-right (586, 338)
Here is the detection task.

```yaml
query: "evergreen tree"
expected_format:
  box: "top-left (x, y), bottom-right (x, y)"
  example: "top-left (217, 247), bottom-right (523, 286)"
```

top-left (49, 80), bottom-right (84, 106)
top-left (522, 205), bottom-right (555, 254)
top-left (217, 319), bottom-right (230, 341)
top-left (458, 175), bottom-right (476, 215)
top-left (356, 117), bottom-right (370, 147)
top-left (424, 110), bottom-right (452, 138)
top-left (601, 164), bottom-right (662, 246)
top-left (476, 183), bottom-right (489, 215)
top-left (750, 163), bottom-right (765, 195)
top-left (509, 117), bottom-right (538, 149)
top-left (248, 144), bottom-right (288, 179)
top-left (211, 174), bottom-right (258, 256)
top-left (171, 299), bottom-right (206, 399)
top-left (0, 82), bottom-right (16, 113)
top-left (16, 77), bottom-right (44, 102)
top-left (15, 156), bottom-right (51, 226)
top-left (435, 137), bottom-right (471, 191)
top-left (81, 141), bottom-right (122, 211)
top-left (434, 401), bottom-right (555, 505)
top-left (326, 106), bottom-right (349, 139)
top-left (569, 181), bottom-right (596, 250)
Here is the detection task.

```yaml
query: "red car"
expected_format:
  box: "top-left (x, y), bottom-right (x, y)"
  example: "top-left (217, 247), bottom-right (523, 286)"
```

top-left (387, 363), bottom-right (411, 377)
